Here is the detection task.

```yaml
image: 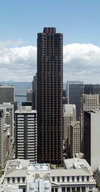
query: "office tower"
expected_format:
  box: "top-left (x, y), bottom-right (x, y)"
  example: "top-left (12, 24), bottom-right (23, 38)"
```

top-left (32, 74), bottom-right (37, 110)
top-left (84, 84), bottom-right (94, 94)
top-left (84, 110), bottom-right (100, 170)
top-left (93, 85), bottom-right (100, 103)
top-left (15, 106), bottom-right (37, 162)
top-left (0, 109), bottom-right (10, 169)
top-left (68, 121), bottom-right (80, 157)
top-left (27, 90), bottom-right (32, 102)
top-left (0, 85), bottom-right (14, 104)
top-left (84, 84), bottom-right (100, 103)
top-left (80, 94), bottom-right (99, 152)
top-left (0, 109), bottom-right (5, 169)
top-left (0, 103), bottom-right (14, 143)
top-left (67, 81), bottom-right (84, 120)
top-left (37, 27), bottom-right (63, 164)
top-left (63, 104), bottom-right (76, 139)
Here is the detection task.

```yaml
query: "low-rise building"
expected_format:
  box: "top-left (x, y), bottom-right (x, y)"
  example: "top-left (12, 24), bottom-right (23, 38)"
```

top-left (26, 163), bottom-right (51, 192)
top-left (0, 158), bottom-right (96, 192)
top-left (0, 184), bottom-right (23, 192)
top-left (1, 159), bottom-right (29, 192)
top-left (51, 158), bottom-right (96, 192)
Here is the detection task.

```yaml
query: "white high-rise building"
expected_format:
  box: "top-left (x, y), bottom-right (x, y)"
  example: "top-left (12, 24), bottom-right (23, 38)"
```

top-left (84, 110), bottom-right (100, 170)
top-left (15, 106), bottom-right (37, 162)
top-left (81, 94), bottom-right (99, 152)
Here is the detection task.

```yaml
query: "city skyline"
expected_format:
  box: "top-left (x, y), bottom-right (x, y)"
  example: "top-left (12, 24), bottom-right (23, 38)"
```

top-left (0, 0), bottom-right (100, 83)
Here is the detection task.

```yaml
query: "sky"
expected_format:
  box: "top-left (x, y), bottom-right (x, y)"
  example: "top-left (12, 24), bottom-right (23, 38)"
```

top-left (0, 0), bottom-right (100, 83)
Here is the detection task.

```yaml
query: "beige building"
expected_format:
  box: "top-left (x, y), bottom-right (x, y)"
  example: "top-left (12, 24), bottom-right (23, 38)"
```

top-left (68, 121), bottom-right (80, 158)
top-left (0, 109), bottom-right (10, 169)
top-left (80, 94), bottom-right (99, 152)
top-left (63, 104), bottom-right (76, 139)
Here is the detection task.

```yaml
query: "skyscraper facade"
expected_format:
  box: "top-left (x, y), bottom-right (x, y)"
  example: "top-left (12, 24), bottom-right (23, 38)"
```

top-left (84, 110), bottom-right (100, 170)
top-left (32, 74), bottom-right (37, 110)
top-left (84, 84), bottom-right (100, 103)
top-left (80, 94), bottom-right (99, 152)
top-left (67, 81), bottom-right (84, 120)
top-left (63, 104), bottom-right (76, 139)
top-left (37, 27), bottom-right (63, 164)
top-left (68, 121), bottom-right (80, 158)
top-left (15, 106), bottom-right (37, 162)
top-left (0, 85), bottom-right (14, 104)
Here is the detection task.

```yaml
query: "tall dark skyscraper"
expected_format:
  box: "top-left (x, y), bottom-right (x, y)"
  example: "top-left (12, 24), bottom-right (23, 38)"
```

top-left (37, 27), bottom-right (63, 164)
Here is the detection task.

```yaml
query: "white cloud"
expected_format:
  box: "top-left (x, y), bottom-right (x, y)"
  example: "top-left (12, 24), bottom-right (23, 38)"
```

top-left (0, 41), bottom-right (100, 83)
top-left (0, 44), bottom-right (37, 82)
top-left (0, 39), bottom-right (23, 48)
top-left (63, 43), bottom-right (100, 84)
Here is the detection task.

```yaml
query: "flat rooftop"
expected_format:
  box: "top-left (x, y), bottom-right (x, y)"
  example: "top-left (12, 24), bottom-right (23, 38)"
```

top-left (4, 159), bottom-right (29, 178)
top-left (64, 158), bottom-right (93, 173)
top-left (51, 167), bottom-right (91, 177)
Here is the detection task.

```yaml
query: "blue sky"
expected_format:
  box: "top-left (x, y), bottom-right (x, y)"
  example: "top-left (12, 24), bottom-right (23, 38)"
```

top-left (0, 0), bottom-right (100, 83)
top-left (1, 0), bottom-right (100, 45)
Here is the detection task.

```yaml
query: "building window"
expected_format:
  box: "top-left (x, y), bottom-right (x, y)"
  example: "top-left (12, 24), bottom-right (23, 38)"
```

top-left (55, 188), bottom-right (58, 192)
top-left (62, 176), bottom-right (64, 182)
top-left (82, 176), bottom-right (84, 182)
top-left (77, 176), bottom-right (79, 181)
top-left (82, 187), bottom-right (85, 192)
top-left (72, 188), bottom-right (75, 192)
top-left (67, 176), bottom-right (69, 182)
top-left (87, 176), bottom-right (89, 181)
top-left (12, 178), bottom-right (15, 183)
top-left (17, 177), bottom-right (20, 183)
top-left (67, 188), bottom-right (70, 192)
top-left (72, 176), bottom-right (74, 182)
top-left (77, 187), bottom-right (80, 192)
top-left (22, 177), bottom-right (25, 182)
top-left (62, 187), bottom-right (65, 192)
top-left (7, 178), bottom-right (10, 183)
top-left (57, 177), bottom-right (59, 182)
top-left (52, 177), bottom-right (55, 181)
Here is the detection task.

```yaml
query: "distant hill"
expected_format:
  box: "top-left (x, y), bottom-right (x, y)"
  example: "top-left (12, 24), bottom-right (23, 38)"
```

top-left (0, 81), bottom-right (66, 94)
top-left (0, 81), bottom-right (32, 95)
